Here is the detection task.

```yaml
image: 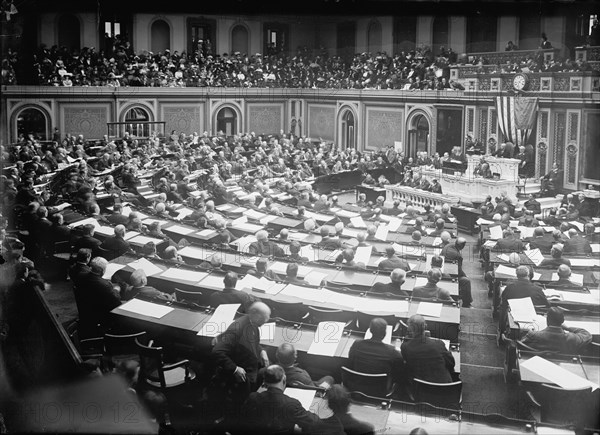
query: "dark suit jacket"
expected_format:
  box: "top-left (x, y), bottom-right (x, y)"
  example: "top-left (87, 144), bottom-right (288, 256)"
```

top-left (378, 256), bottom-right (410, 271)
top-left (348, 339), bottom-right (403, 378)
top-left (213, 314), bottom-right (263, 383)
top-left (282, 365), bottom-right (315, 387)
top-left (106, 213), bottom-right (129, 226)
top-left (521, 325), bottom-right (592, 353)
top-left (539, 258), bottom-right (571, 268)
top-left (501, 280), bottom-right (549, 310)
top-left (565, 235), bottom-right (592, 255)
top-left (401, 336), bottom-right (455, 383)
top-left (527, 236), bottom-right (555, 254)
top-left (494, 238), bottom-right (524, 253)
top-left (68, 263), bottom-right (91, 285)
top-left (74, 272), bottom-right (121, 337)
top-left (209, 287), bottom-right (255, 312)
top-left (413, 283), bottom-right (452, 301)
top-left (100, 235), bottom-right (131, 257)
top-left (369, 281), bottom-right (409, 297)
top-left (241, 387), bottom-right (322, 434)
top-left (248, 240), bottom-right (285, 257)
top-left (74, 235), bottom-right (102, 252)
top-left (123, 285), bottom-right (172, 301)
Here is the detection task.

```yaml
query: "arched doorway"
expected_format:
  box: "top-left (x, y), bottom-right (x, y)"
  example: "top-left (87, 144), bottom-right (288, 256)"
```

top-left (124, 107), bottom-right (151, 137)
top-left (216, 107), bottom-right (237, 136)
top-left (340, 110), bottom-right (356, 149)
top-left (231, 24), bottom-right (249, 55)
top-left (151, 19), bottom-right (170, 53)
top-left (408, 114), bottom-right (430, 158)
top-left (17, 108), bottom-right (48, 140)
top-left (58, 14), bottom-right (81, 50)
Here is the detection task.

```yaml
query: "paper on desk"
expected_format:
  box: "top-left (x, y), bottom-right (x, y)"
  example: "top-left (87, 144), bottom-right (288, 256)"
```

top-left (288, 232), bottom-right (308, 241)
top-left (524, 248), bottom-right (544, 266)
top-left (489, 225), bottom-right (503, 240)
top-left (365, 325), bottom-right (393, 345)
top-left (551, 272), bottom-right (584, 286)
top-left (160, 268), bottom-right (208, 283)
top-left (350, 216), bottom-right (367, 228)
top-left (304, 271), bottom-right (328, 287)
top-left (387, 218), bottom-right (402, 232)
top-left (103, 262), bottom-right (125, 279)
top-left (244, 209), bottom-right (266, 220)
top-left (231, 215), bottom-right (247, 226)
top-left (342, 228), bottom-right (360, 238)
top-left (563, 320), bottom-right (600, 335)
top-left (354, 246), bottom-right (372, 265)
top-left (562, 231), bottom-right (571, 239)
top-left (483, 240), bottom-right (497, 248)
top-left (414, 276), bottom-right (428, 288)
top-left (520, 356), bottom-right (598, 391)
top-left (496, 264), bottom-right (517, 277)
top-left (508, 297), bottom-right (537, 322)
top-left (197, 304), bottom-right (241, 337)
top-left (69, 217), bottom-right (100, 229)
top-left (176, 208), bottom-right (195, 220)
top-left (118, 298), bottom-right (174, 319)
top-left (542, 226), bottom-right (555, 232)
top-left (94, 226), bottom-right (114, 237)
top-left (142, 218), bottom-right (169, 227)
top-left (385, 300), bottom-right (410, 313)
top-left (284, 388), bottom-right (316, 411)
top-left (257, 215), bottom-right (276, 225)
top-left (128, 235), bottom-right (161, 246)
top-left (375, 225), bottom-right (389, 241)
top-left (307, 322), bottom-right (345, 356)
top-left (509, 220), bottom-right (519, 228)
top-left (416, 302), bottom-right (443, 318)
top-left (300, 245), bottom-right (316, 261)
top-left (259, 322), bottom-right (276, 342)
top-left (517, 226), bottom-right (535, 239)
top-left (476, 218), bottom-right (495, 225)
top-left (591, 244), bottom-right (600, 253)
top-left (178, 246), bottom-right (209, 259)
top-left (164, 225), bottom-right (194, 235)
top-left (325, 249), bottom-right (343, 261)
top-left (253, 277), bottom-right (282, 294)
top-left (196, 229), bottom-right (218, 239)
top-left (570, 221), bottom-right (584, 232)
top-left (570, 258), bottom-right (600, 268)
top-left (336, 210), bottom-right (360, 219)
top-left (497, 253), bottom-right (511, 262)
top-left (127, 257), bottom-right (163, 277)
top-left (280, 284), bottom-right (330, 302)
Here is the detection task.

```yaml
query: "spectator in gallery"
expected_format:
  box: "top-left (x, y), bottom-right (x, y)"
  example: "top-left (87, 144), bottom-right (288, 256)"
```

top-left (541, 33), bottom-right (553, 49)
top-left (505, 41), bottom-right (518, 51)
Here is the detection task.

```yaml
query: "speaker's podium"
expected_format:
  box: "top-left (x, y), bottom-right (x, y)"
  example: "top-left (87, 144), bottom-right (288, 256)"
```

top-left (442, 160), bottom-right (467, 175)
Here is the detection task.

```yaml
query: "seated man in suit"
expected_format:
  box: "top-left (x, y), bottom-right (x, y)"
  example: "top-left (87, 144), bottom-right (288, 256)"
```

top-left (493, 228), bottom-right (524, 253)
top-left (401, 314), bottom-right (455, 383)
top-left (68, 248), bottom-right (92, 285)
top-left (122, 269), bottom-right (173, 301)
top-left (210, 271), bottom-right (257, 312)
top-left (412, 268), bottom-right (452, 302)
top-left (554, 264), bottom-right (583, 288)
top-left (240, 365), bottom-right (329, 434)
top-left (318, 226), bottom-right (343, 250)
top-left (564, 228), bottom-right (592, 255)
top-left (584, 223), bottom-right (600, 243)
top-left (539, 244), bottom-right (571, 268)
top-left (430, 255), bottom-right (472, 308)
top-left (248, 230), bottom-right (285, 258)
top-left (429, 218), bottom-right (449, 238)
top-left (283, 263), bottom-right (308, 285)
top-left (348, 318), bottom-right (403, 380)
top-left (335, 248), bottom-right (366, 270)
top-left (73, 224), bottom-right (102, 253)
top-left (247, 258), bottom-right (280, 280)
top-left (100, 225), bottom-right (131, 258)
top-left (275, 343), bottom-right (334, 388)
top-left (378, 246), bottom-right (411, 271)
top-left (527, 227), bottom-right (555, 253)
top-left (370, 268), bottom-right (409, 297)
top-left (326, 385), bottom-right (375, 435)
top-left (523, 194), bottom-right (541, 215)
top-left (521, 307), bottom-right (592, 353)
top-left (430, 179), bottom-right (442, 194)
top-left (288, 241), bottom-right (309, 263)
top-left (74, 256), bottom-right (121, 338)
top-left (105, 203), bottom-right (129, 226)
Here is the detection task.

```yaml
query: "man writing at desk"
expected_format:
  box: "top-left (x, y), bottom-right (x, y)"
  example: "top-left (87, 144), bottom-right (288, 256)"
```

top-left (520, 307), bottom-right (592, 353)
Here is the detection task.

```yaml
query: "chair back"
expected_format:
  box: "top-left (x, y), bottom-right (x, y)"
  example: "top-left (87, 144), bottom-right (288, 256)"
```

top-left (412, 378), bottom-right (462, 411)
top-left (341, 366), bottom-right (393, 398)
top-left (174, 288), bottom-right (206, 306)
top-left (308, 306), bottom-right (355, 326)
top-left (135, 337), bottom-right (167, 388)
top-left (536, 383), bottom-right (593, 427)
top-left (105, 331), bottom-right (147, 362)
top-left (355, 311), bottom-right (397, 332)
top-left (266, 300), bottom-right (308, 323)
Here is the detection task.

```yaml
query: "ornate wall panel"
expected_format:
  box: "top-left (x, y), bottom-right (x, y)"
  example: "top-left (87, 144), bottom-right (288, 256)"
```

top-left (535, 110), bottom-right (550, 177)
top-left (160, 104), bottom-right (204, 136)
top-left (246, 103), bottom-right (283, 135)
top-left (61, 104), bottom-right (110, 139)
top-left (365, 107), bottom-right (404, 150)
top-left (307, 104), bottom-right (335, 141)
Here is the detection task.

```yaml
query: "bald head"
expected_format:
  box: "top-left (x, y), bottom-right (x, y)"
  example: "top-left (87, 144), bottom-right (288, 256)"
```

top-left (557, 264), bottom-right (572, 279)
top-left (455, 237), bottom-right (466, 250)
top-left (248, 302), bottom-right (271, 326)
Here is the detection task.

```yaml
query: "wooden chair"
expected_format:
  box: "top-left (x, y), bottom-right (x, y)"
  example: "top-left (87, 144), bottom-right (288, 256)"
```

top-left (355, 311), bottom-right (398, 332)
top-left (411, 378), bottom-right (463, 411)
top-left (265, 300), bottom-right (308, 323)
top-left (174, 288), bottom-right (206, 306)
top-left (341, 366), bottom-right (395, 398)
top-left (135, 338), bottom-right (196, 390)
top-left (526, 384), bottom-right (594, 428)
top-left (307, 306), bottom-right (355, 327)
top-left (104, 331), bottom-right (147, 364)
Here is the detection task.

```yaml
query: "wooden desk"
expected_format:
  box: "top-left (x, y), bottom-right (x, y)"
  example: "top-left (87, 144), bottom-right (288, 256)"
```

top-left (451, 205), bottom-right (482, 235)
